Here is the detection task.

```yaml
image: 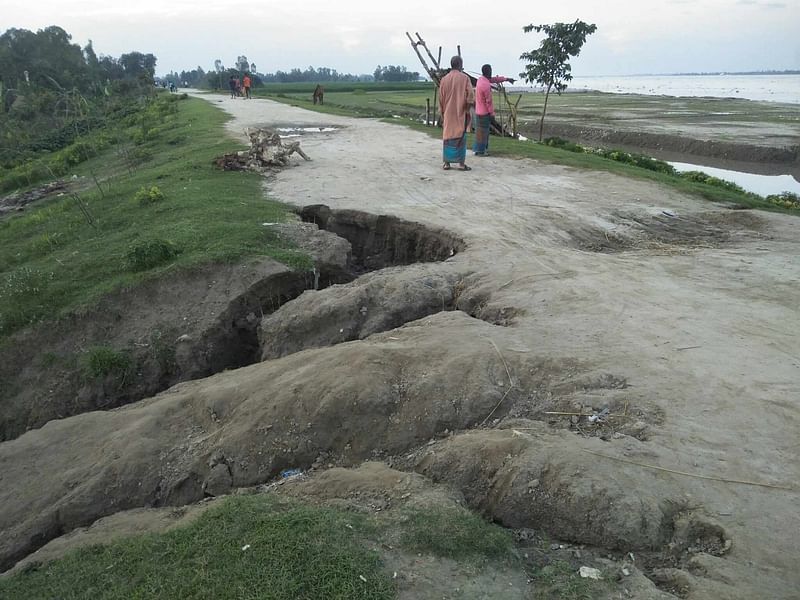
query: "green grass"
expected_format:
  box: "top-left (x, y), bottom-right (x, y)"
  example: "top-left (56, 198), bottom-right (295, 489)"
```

top-left (0, 94), bottom-right (308, 337)
top-left (0, 495), bottom-right (522, 599)
top-left (0, 495), bottom-right (395, 600)
top-left (531, 561), bottom-right (606, 600)
top-left (82, 346), bottom-right (132, 379)
top-left (397, 506), bottom-right (516, 562)
top-left (254, 82), bottom-right (430, 95)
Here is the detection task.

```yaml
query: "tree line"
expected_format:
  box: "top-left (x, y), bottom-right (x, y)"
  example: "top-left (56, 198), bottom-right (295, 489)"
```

top-left (163, 60), bottom-right (420, 89)
top-left (0, 25), bottom-right (159, 183)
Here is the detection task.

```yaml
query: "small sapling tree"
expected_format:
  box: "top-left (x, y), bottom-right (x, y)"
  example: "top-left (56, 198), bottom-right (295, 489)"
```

top-left (519, 20), bottom-right (597, 141)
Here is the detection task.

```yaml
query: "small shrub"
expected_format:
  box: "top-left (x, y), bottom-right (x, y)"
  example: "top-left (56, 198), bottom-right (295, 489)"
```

top-left (589, 147), bottom-right (675, 174)
top-left (0, 161), bottom-right (49, 193)
top-left (765, 191), bottom-right (800, 210)
top-left (131, 147), bottom-right (154, 164)
top-left (134, 185), bottom-right (165, 206)
top-left (31, 232), bottom-right (64, 255)
top-left (0, 267), bottom-right (55, 333)
top-left (544, 137), bottom-right (584, 153)
top-left (149, 327), bottom-right (177, 372)
top-left (399, 506), bottom-right (515, 561)
top-left (678, 170), bottom-right (744, 192)
top-left (126, 238), bottom-right (180, 271)
top-left (82, 346), bottom-right (131, 379)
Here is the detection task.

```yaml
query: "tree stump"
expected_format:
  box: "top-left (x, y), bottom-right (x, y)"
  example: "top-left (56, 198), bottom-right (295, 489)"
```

top-left (213, 128), bottom-right (311, 172)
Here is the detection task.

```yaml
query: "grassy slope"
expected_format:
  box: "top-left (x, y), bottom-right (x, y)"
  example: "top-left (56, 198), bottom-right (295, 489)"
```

top-left (0, 94), bottom-right (306, 337)
top-left (0, 495), bottom-right (519, 600)
top-left (260, 89), bottom-right (795, 212)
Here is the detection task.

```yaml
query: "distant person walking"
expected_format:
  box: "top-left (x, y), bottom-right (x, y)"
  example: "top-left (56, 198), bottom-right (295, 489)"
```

top-left (228, 76), bottom-right (237, 99)
top-left (243, 73), bottom-right (252, 99)
top-left (473, 64), bottom-right (514, 156)
top-left (439, 56), bottom-right (474, 171)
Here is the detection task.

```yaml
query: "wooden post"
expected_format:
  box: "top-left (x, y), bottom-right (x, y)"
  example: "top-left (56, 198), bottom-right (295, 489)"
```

top-left (425, 98), bottom-right (430, 126)
top-left (432, 84), bottom-right (438, 127)
top-left (513, 95), bottom-right (522, 137)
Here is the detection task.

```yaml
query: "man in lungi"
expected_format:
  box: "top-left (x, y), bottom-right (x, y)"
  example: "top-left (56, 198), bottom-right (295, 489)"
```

top-left (439, 56), bottom-right (475, 171)
top-left (473, 64), bottom-right (515, 156)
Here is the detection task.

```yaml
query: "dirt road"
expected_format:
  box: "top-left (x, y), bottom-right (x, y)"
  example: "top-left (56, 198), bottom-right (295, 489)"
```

top-left (209, 93), bottom-right (800, 597)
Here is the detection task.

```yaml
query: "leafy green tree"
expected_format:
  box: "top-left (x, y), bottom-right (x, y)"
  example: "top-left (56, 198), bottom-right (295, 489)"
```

top-left (119, 52), bottom-right (156, 83)
top-left (519, 20), bottom-right (597, 141)
top-left (373, 65), bottom-right (419, 82)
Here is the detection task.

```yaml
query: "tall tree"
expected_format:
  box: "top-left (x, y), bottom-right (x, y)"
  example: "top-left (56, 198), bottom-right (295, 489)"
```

top-left (519, 20), bottom-right (597, 141)
top-left (213, 59), bottom-right (224, 89)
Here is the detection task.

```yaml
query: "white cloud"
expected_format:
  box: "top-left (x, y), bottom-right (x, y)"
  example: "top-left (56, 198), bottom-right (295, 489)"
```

top-left (2, 0), bottom-right (797, 76)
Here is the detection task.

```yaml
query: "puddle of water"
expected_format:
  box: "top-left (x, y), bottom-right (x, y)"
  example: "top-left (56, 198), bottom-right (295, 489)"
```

top-left (276, 127), bottom-right (339, 134)
top-left (669, 161), bottom-right (800, 197)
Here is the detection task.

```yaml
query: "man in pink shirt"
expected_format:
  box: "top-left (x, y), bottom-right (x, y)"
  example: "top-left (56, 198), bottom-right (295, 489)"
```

top-left (473, 64), bottom-right (515, 156)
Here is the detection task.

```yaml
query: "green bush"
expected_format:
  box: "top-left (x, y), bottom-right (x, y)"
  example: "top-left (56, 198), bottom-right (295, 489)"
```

top-left (82, 346), bottom-right (131, 379)
top-left (134, 185), bottom-right (165, 206)
top-left (543, 137), bottom-right (584, 153)
top-left (765, 191), bottom-right (800, 210)
top-left (126, 238), bottom-right (180, 271)
top-left (589, 147), bottom-right (675, 174)
top-left (0, 161), bottom-right (50, 193)
top-left (678, 170), bottom-right (744, 192)
top-left (47, 140), bottom-right (97, 176)
top-left (542, 138), bottom-right (676, 174)
top-left (131, 147), bottom-right (154, 163)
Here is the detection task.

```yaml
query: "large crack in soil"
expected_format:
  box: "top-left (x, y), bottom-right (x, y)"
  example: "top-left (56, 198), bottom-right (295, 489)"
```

top-left (299, 204), bottom-right (466, 272)
top-left (0, 207), bottom-right (467, 442)
top-left (0, 204), bottom-right (744, 597)
top-left (0, 332), bottom-right (730, 587)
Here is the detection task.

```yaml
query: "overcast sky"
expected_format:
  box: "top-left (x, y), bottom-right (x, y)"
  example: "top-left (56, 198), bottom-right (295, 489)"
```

top-left (2, 0), bottom-right (798, 78)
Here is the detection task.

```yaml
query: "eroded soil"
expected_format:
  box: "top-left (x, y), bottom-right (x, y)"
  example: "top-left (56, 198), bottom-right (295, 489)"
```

top-left (1, 93), bottom-right (799, 599)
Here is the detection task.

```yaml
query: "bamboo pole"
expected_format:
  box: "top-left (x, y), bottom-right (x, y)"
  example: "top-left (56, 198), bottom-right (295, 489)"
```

top-left (415, 33), bottom-right (441, 72)
top-left (433, 46), bottom-right (441, 127)
top-left (406, 32), bottom-right (435, 81)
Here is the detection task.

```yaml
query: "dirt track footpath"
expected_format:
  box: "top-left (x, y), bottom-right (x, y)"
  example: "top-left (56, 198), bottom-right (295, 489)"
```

top-left (205, 92), bottom-right (800, 598)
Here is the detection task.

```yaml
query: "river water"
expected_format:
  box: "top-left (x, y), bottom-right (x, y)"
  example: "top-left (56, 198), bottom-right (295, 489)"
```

top-left (669, 162), bottom-right (800, 197)
top-left (519, 73), bottom-right (800, 195)
top-left (569, 74), bottom-right (800, 104)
